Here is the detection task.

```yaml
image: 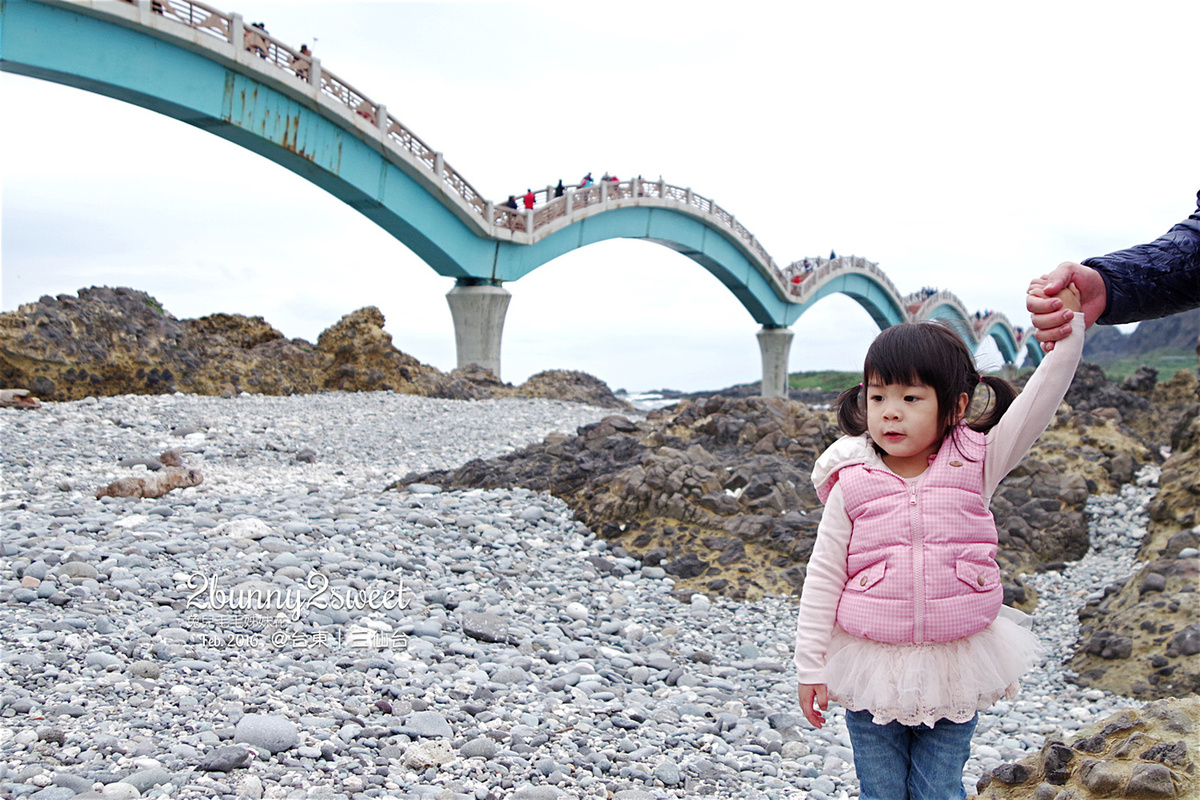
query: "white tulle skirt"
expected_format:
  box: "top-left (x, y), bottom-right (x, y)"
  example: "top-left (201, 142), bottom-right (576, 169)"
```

top-left (823, 606), bottom-right (1044, 728)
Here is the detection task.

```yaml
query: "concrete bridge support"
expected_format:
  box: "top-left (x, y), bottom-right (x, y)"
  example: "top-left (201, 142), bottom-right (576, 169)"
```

top-left (756, 326), bottom-right (794, 399)
top-left (446, 283), bottom-right (511, 380)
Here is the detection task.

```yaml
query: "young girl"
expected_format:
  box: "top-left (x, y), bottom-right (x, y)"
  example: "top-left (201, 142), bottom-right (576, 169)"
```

top-left (794, 289), bottom-right (1084, 800)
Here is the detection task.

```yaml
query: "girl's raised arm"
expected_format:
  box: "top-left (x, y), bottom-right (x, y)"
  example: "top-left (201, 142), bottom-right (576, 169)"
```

top-left (982, 314), bottom-right (1085, 495)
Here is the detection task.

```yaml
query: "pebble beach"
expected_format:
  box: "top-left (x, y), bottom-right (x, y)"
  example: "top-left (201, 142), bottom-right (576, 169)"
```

top-left (0, 392), bottom-right (1154, 799)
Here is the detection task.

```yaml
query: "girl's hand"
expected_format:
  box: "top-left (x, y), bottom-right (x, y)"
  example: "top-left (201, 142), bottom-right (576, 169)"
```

top-left (798, 683), bottom-right (828, 728)
top-left (1057, 281), bottom-right (1082, 314)
top-left (1027, 262), bottom-right (1106, 351)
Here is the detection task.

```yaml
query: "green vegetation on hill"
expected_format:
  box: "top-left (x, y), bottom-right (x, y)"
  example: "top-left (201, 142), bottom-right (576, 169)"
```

top-left (739, 315), bottom-right (1198, 395)
top-left (1085, 348), bottom-right (1196, 383)
top-left (786, 371), bottom-right (860, 392)
top-left (788, 348), bottom-right (1195, 392)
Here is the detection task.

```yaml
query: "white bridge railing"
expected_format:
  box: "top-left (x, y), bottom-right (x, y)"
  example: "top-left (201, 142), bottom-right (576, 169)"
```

top-left (110, 0), bottom-right (798, 292)
top-left (106, 0), bottom-right (1027, 346)
top-left (117, 0), bottom-right (490, 222)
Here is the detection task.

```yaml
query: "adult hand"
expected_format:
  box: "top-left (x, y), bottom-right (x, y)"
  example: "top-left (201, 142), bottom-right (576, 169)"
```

top-left (798, 683), bottom-right (828, 728)
top-left (1026, 262), bottom-right (1107, 351)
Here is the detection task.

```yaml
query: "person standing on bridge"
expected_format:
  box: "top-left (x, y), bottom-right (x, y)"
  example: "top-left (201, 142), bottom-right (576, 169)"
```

top-left (523, 189), bottom-right (535, 210)
top-left (244, 22), bottom-right (269, 58)
top-left (795, 285), bottom-right (1084, 800)
top-left (290, 44), bottom-right (312, 82)
top-left (1026, 189), bottom-right (1200, 351)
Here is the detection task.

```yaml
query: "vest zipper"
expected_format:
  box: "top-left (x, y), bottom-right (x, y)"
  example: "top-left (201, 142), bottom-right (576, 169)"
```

top-left (909, 479), bottom-right (926, 642)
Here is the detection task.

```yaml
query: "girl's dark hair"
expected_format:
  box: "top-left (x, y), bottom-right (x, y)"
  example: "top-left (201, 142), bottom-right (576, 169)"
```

top-left (835, 321), bottom-right (1017, 455)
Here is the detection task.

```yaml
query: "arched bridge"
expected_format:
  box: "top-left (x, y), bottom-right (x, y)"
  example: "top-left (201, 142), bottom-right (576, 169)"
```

top-left (0, 0), bottom-right (1042, 395)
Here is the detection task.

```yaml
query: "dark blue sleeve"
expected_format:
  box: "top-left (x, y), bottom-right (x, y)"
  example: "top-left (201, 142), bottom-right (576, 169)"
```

top-left (1081, 191), bottom-right (1200, 325)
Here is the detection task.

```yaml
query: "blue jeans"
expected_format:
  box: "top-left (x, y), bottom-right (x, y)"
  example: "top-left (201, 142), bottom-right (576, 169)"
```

top-left (845, 709), bottom-right (977, 800)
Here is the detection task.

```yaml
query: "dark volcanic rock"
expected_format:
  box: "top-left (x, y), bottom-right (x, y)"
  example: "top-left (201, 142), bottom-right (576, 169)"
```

top-left (1053, 360), bottom-right (1196, 452)
top-left (1060, 362), bottom-right (1151, 422)
top-left (395, 396), bottom-right (835, 598)
top-left (393, 391), bottom-right (1098, 600)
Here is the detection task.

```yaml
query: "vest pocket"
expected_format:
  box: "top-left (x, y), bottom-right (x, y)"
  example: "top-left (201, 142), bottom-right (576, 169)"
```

top-left (955, 559), bottom-right (1000, 592)
top-left (845, 560), bottom-right (886, 592)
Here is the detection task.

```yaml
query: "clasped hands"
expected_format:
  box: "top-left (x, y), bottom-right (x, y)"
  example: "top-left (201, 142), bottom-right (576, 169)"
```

top-left (1026, 262), bottom-right (1102, 351)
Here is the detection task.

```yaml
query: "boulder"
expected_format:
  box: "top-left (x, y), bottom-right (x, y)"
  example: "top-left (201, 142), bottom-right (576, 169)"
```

top-left (977, 697), bottom-right (1199, 800)
top-left (314, 305), bottom-right (438, 394)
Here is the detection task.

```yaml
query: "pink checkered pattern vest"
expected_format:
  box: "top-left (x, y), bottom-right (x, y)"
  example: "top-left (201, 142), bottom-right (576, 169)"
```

top-left (819, 426), bottom-right (1003, 644)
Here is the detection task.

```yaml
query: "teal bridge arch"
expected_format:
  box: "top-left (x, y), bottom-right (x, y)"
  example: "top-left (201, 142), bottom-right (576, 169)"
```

top-left (0, 0), bottom-right (1043, 395)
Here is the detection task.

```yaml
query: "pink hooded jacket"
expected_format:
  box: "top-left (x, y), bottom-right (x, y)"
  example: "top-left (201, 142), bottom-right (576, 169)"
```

top-left (815, 425), bottom-right (1002, 644)
top-left (794, 316), bottom-right (1085, 687)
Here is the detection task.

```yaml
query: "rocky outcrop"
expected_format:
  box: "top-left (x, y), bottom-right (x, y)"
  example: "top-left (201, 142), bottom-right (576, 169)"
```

top-left (394, 391), bottom-right (1118, 601)
top-left (1058, 362), bottom-right (1196, 455)
top-left (978, 697), bottom-right (1199, 800)
top-left (0, 287), bottom-right (428, 398)
top-left (1065, 372), bottom-right (1200, 701)
top-left (513, 369), bottom-right (631, 408)
top-left (314, 306), bottom-right (437, 394)
top-left (0, 287), bottom-right (629, 409)
top-left (396, 396), bottom-right (834, 599)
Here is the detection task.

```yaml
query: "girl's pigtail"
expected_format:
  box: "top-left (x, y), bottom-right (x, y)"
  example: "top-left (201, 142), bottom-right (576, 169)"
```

top-left (967, 375), bottom-right (1018, 433)
top-left (836, 383), bottom-right (868, 436)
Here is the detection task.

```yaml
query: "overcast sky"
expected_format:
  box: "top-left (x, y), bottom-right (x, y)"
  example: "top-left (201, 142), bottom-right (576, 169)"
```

top-left (2, 1), bottom-right (1197, 392)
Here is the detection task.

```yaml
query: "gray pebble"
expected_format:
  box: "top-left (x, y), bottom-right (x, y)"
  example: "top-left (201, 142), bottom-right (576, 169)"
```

top-left (197, 745), bottom-right (255, 772)
top-left (11, 588), bottom-right (38, 604)
top-left (98, 782), bottom-right (140, 800)
top-left (123, 767), bottom-right (173, 794)
top-left (234, 715), bottom-right (298, 754)
top-left (654, 761), bottom-right (682, 785)
top-left (460, 737), bottom-right (498, 759)
top-left (399, 710), bottom-right (453, 739)
top-left (51, 773), bottom-right (94, 793)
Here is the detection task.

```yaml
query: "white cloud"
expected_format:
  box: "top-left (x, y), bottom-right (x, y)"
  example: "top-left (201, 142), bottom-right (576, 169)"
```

top-left (2, 1), bottom-right (1197, 391)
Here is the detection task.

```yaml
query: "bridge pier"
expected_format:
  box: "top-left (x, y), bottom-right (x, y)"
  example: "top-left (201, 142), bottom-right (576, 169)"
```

top-left (756, 326), bottom-right (794, 399)
top-left (446, 282), bottom-right (511, 380)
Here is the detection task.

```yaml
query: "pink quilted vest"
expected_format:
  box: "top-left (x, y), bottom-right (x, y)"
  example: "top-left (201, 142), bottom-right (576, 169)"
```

top-left (820, 426), bottom-right (1003, 644)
